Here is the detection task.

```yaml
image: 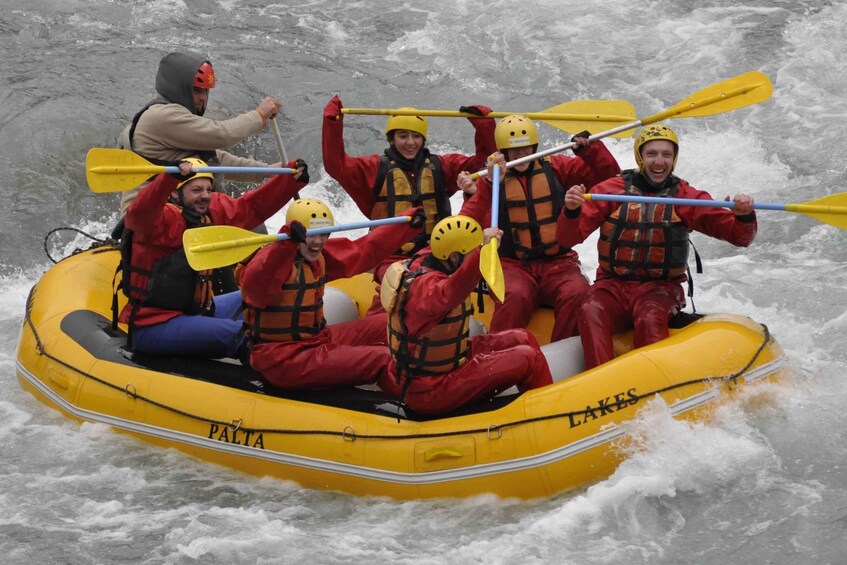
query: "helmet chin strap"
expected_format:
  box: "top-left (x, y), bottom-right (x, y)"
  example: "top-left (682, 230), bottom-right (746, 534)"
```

top-left (446, 253), bottom-right (464, 274)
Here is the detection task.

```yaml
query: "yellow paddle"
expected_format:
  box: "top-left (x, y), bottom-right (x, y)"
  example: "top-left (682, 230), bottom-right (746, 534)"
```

top-left (480, 164), bottom-right (505, 302)
top-left (183, 216), bottom-right (413, 271)
top-left (471, 71), bottom-right (774, 179)
top-left (342, 100), bottom-right (638, 138)
top-left (584, 192), bottom-right (847, 230)
top-left (85, 148), bottom-right (294, 193)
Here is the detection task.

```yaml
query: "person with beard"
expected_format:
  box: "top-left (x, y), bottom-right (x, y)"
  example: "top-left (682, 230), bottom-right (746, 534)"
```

top-left (557, 124), bottom-right (757, 369)
top-left (458, 115), bottom-right (620, 343)
top-left (118, 51), bottom-right (283, 215)
top-left (381, 215), bottom-right (553, 416)
top-left (118, 158), bottom-right (308, 359)
top-left (236, 199), bottom-right (425, 391)
top-left (321, 95), bottom-right (496, 313)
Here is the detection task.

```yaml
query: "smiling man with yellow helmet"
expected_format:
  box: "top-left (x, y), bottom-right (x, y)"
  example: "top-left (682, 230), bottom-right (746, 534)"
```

top-left (559, 124), bottom-right (757, 369)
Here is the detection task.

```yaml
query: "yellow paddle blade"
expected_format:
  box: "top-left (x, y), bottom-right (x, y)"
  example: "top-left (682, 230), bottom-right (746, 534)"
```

top-left (183, 225), bottom-right (278, 271)
top-left (85, 148), bottom-right (167, 193)
top-left (537, 100), bottom-right (637, 137)
top-left (787, 192), bottom-right (847, 230)
top-left (480, 239), bottom-right (505, 303)
top-left (644, 71), bottom-right (773, 126)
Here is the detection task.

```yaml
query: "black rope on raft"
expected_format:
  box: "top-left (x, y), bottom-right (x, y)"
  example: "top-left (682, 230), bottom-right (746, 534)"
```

top-left (24, 244), bottom-right (775, 442)
top-left (43, 226), bottom-right (114, 264)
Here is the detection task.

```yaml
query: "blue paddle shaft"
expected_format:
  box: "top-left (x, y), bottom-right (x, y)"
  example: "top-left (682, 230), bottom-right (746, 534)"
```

top-left (491, 165), bottom-right (501, 229)
top-left (163, 166), bottom-right (294, 175)
top-left (276, 215), bottom-right (410, 241)
top-left (587, 193), bottom-right (783, 211)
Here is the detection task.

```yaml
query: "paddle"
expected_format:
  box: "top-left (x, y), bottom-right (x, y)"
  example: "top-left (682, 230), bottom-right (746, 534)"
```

top-left (480, 164), bottom-right (505, 302)
top-left (85, 148), bottom-right (294, 193)
top-left (183, 216), bottom-right (413, 271)
top-left (342, 100), bottom-right (638, 138)
top-left (269, 118), bottom-right (290, 163)
top-left (471, 71), bottom-right (774, 179)
top-left (584, 192), bottom-right (847, 230)
top-left (270, 117), bottom-right (300, 202)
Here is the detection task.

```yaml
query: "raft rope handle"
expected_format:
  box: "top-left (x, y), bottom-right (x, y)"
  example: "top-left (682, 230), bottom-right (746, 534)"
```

top-left (43, 227), bottom-right (113, 264)
top-left (23, 245), bottom-right (775, 442)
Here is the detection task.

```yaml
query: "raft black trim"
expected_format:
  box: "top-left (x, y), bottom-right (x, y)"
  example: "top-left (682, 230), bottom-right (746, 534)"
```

top-left (24, 283), bottom-right (770, 438)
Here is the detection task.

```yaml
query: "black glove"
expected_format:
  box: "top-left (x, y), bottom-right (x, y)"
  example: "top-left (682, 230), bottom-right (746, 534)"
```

top-left (409, 208), bottom-right (427, 229)
top-left (571, 130), bottom-right (590, 153)
top-left (287, 220), bottom-right (308, 244)
top-left (293, 158), bottom-right (309, 184)
top-left (459, 105), bottom-right (484, 117)
top-left (170, 160), bottom-right (196, 182)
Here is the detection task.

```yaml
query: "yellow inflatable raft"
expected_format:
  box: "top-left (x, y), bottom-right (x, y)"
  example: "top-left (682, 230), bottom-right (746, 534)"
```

top-left (16, 245), bottom-right (788, 499)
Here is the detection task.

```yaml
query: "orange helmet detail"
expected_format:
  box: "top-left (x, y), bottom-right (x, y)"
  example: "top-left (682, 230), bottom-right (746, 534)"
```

top-left (194, 62), bottom-right (216, 89)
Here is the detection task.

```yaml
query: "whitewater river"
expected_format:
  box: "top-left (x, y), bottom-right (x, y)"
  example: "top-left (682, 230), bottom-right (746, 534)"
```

top-left (1, 1), bottom-right (845, 563)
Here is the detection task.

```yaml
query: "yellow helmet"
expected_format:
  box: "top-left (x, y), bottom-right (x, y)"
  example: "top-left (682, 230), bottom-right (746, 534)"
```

top-left (285, 198), bottom-right (335, 229)
top-left (430, 215), bottom-right (483, 260)
top-left (176, 157), bottom-right (214, 190)
top-left (385, 108), bottom-right (428, 139)
top-left (495, 114), bottom-right (538, 151)
top-left (634, 124), bottom-right (679, 171)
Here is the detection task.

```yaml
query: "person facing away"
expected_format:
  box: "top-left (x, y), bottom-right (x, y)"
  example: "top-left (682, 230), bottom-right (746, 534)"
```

top-left (380, 215), bottom-right (553, 416)
top-left (118, 51), bottom-right (283, 215)
top-left (118, 158), bottom-right (308, 358)
top-left (236, 198), bottom-right (426, 391)
top-left (321, 96), bottom-right (497, 311)
top-left (458, 115), bottom-right (620, 342)
top-left (557, 124), bottom-right (757, 369)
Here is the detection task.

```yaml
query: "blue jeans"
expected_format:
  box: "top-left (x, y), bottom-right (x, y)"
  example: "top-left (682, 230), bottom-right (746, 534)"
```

top-left (132, 291), bottom-right (245, 358)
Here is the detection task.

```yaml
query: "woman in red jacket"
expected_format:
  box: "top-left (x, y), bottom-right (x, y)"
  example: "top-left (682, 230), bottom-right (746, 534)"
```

top-left (322, 96), bottom-right (497, 311)
top-left (557, 125), bottom-right (757, 368)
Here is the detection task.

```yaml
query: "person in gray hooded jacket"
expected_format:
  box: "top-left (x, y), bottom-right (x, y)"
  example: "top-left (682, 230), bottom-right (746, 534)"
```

top-left (117, 51), bottom-right (282, 214)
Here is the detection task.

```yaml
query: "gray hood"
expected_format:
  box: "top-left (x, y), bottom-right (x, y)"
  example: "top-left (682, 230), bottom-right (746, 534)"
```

top-left (155, 51), bottom-right (211, 116)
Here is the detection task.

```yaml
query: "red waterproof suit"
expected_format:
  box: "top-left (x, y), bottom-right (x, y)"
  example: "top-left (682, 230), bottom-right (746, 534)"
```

top-left (237, 213), bottom-right (420, 391)
top-left (322, 96), bottom-right (497, 295)
top-left (460, 144), bottom-right (620, 341)
top-left (383, 249), bottom-right (553, 416)
top-left (556, 171), bottom-right (758, 368)
top-left (119, 168), bottom-right (305, 328)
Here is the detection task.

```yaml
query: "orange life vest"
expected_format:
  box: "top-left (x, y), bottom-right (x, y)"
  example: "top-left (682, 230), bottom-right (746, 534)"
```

top-left (243, 255), bottom-right (327, 343)
top-left (387, 262), bottom-right (473, 377)
top-left (499, 159), bottom-right (569, 261)
top-left (598, 173), bottom-right (690, 281)
top-left (371, 154), bottom-right (449, 253)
